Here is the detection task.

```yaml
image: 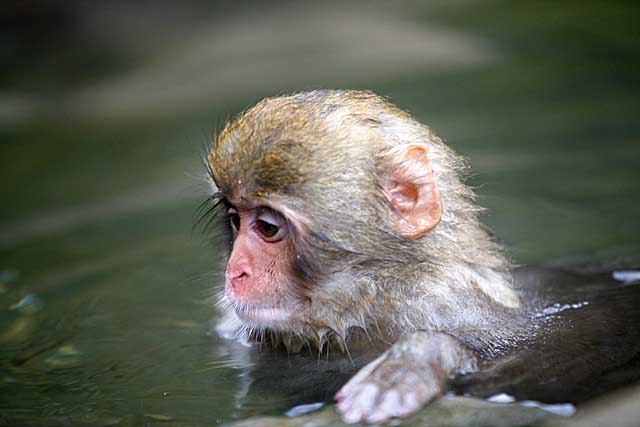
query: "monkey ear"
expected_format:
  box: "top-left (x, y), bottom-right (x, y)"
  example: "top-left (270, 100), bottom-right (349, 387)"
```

top-left (381, 144), bottom-right (442, 240)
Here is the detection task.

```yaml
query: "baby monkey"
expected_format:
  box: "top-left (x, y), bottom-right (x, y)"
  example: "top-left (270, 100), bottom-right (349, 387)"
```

top-left (207, 90), bottom-right (526, 423)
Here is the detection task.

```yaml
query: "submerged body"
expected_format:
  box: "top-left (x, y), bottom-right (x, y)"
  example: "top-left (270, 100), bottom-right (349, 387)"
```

top-left (205, 90), bottom-right (640, 423)
top-left (455, 265), bottom-right (640, 404)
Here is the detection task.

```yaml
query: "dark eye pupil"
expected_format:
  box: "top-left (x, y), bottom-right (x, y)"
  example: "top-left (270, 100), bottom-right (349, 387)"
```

top-left (257, 220), bottom-right (278, 238)
top-left (230, 214), bottom-right (240, 230)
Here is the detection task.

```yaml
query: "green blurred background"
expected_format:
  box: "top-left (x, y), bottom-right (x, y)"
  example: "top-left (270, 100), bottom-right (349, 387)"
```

top-left (1, 1), bottom-right (639, 425)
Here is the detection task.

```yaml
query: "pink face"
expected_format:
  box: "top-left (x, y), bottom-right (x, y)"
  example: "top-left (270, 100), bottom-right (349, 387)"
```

top-left (225, 205), bottom-right (302, 327)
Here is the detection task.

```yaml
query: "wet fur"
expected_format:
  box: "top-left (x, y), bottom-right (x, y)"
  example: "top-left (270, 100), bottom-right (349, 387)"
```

top-left (208, 90), bottom-right (528, 356)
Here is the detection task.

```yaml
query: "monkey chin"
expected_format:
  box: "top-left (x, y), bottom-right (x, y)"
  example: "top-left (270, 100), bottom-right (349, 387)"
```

top-left (229, 299), bottom-right (308, 332)
top-left (235, 305), bottom-right (293, 324)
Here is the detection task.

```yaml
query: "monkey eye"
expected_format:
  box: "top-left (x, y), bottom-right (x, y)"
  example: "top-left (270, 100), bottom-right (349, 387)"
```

top-left (227, 207), bottom-right (240, 232)
top-left (255, 208), bottom-right (287, 242)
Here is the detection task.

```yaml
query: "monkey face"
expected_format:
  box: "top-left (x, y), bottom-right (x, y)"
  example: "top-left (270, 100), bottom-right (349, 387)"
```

top-left (223, 203), bottom-right (307, 329)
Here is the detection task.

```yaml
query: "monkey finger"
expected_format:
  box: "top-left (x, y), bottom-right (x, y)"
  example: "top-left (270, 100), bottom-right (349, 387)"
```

top-left (365, 373), bottom-right (436, 423)
top-left (335, 352), bottom-right (388, 401)
top-left (365, 389), bottom-right (403, 424)
top-left (338, 383), bottom-right (380, 424)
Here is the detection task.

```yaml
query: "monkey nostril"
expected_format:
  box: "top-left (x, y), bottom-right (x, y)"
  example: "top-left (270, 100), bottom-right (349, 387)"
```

top-left (230, 271), bottom-right (250, 290)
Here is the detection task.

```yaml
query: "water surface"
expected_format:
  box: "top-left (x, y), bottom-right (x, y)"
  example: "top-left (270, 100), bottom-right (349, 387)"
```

top-left (1, 1), bottom-right (639, 425)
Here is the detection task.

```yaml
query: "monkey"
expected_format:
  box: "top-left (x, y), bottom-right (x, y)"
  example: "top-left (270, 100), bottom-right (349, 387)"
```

top-left (203, 90), bottom-right (640, 424)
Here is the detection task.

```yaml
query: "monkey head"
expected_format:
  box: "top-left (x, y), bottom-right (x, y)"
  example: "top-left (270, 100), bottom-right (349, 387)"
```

top-left (207, 90), bottom-right (509, 345)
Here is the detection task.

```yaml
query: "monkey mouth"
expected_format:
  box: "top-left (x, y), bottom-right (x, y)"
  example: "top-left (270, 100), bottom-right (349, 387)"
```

top-left (233, 304), bottom-right (295, 325)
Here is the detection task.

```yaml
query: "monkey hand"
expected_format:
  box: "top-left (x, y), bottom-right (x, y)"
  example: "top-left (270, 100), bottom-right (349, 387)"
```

top-left (335, 331), bottom-right (477, 424)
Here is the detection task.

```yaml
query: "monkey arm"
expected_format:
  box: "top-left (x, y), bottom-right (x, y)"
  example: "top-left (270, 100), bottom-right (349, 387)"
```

top-left (335, 330), bottom-right (478, 424)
